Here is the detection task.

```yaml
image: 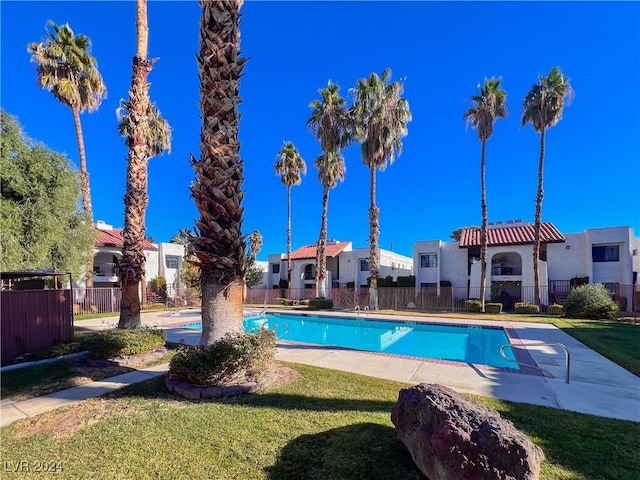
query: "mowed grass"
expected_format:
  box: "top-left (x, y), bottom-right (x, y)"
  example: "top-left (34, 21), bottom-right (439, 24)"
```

top-left (0, 344), bottom-right (179, 401)
top-left (1, 363), bottom-right (638, 480)
top-left (550, 318), bottom-right (640, 376)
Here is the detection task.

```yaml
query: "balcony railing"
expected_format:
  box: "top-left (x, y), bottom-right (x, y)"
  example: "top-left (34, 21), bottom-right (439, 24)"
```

top-left (491, 266), bottom-right (522, 275)
top-left (93, 263), bottom-right (117, 277)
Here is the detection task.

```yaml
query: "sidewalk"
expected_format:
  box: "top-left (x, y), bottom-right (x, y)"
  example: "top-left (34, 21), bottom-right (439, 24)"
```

top-left (1, 363), bottom-right (169, 427)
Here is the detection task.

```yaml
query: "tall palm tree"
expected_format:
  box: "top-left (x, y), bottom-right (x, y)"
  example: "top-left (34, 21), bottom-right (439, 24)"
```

top-left (274, 142), bottom-right (306, 298)
top-left (249, 230), bottom-right (263, 258)
top-left (349, 68), bottom-right (411, 310)
top-left (521, 67), bottom-right (572, 306)
top-left (190, 0), bottom-right (247, 345)
top-left (171, 228), bottom-right (193, 246)
top-left (307, 81), bottom-right (348, 298)
top-left (312, 152), bottom-right (345, 298)
top-left (28, 21), bottom-right (106, 288)
top-left (463, 77), bottom-right (507, 312)
top-left (117, 0), bottom-right (171, 329)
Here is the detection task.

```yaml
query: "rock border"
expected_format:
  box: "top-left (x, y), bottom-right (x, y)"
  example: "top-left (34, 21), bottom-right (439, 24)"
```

top-left (165, 377), bottom-right (258, 400)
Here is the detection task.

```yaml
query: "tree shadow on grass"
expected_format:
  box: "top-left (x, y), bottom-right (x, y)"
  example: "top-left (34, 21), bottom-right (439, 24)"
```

top-left (264, 422), bottom-right (424, 480)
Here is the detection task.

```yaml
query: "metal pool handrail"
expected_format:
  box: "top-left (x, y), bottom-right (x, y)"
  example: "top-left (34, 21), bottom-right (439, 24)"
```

top-left (500, 343), bottom-right (571, 384)
top-left (272, 323), bottom-right (289, 339)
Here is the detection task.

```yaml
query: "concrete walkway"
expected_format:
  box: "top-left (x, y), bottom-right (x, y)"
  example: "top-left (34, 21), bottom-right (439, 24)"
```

top-left (2, 309), bottom-right (639, 427)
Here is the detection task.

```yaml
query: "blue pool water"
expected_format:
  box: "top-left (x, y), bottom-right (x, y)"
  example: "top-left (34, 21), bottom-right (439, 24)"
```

top-left (181, 313), bottom-right (518, 370)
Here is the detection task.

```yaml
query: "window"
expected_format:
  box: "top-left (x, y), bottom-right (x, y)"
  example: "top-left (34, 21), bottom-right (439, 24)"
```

top-left (420, 254), bottom-right (437, 268)
top-left (360, 259), bottom-right (370, 271)
top-left (271, 263), bottom-right (280, 274)
top-left (592, 245), bottom-right (620, 262)
top-left (165, 255), bottom-right (179, 269)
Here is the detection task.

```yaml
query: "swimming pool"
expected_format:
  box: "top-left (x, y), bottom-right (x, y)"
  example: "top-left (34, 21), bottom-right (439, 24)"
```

top-left (181, 313), bottom-right (519, 370)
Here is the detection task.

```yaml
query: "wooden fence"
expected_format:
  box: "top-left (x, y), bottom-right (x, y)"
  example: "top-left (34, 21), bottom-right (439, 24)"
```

top-left (1, 289), bottom-right (73, 365)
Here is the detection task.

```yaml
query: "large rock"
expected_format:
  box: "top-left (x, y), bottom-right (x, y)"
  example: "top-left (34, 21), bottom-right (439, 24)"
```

top-left (391, 384), bottom-right (544, 480)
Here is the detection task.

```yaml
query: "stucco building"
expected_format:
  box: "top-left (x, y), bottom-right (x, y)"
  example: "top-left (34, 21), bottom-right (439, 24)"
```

top-left (413, 222), bottom-right (639, 311)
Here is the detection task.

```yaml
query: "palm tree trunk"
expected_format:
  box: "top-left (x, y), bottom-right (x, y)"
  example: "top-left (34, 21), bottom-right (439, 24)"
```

top-left (286, 185), bottom-right (292, 300)
top-left (533, 128), bottom-right (546, 307)
top-left (315, 186), bottom-right (329, 298)
top-left (480, 139), bottom-right (488, 312)
top-left (200, 273), bottom-right (244, 345)
top-left (369, 164), bottom-right (379, 310)
top-left (135, 0), bottom-right (148, 58)
top-left (118, 0), bottom-right (153, 329)
top-left (196, 0), bottom-right (246, 345)
top-left (72, 107), bottom-right (94, 291)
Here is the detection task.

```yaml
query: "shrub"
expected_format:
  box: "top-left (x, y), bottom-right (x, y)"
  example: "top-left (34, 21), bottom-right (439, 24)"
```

top-left (617, 296), bottom-right (628, 312)
top-left (80, 328), bottom-right (166, 360)
top-left (397, 275), bottom-right (416, 287)
top-left (564, 283), bottom-right (620, 320)
top-left (307, 298), bottom-right (333, 310)
top-left (465, 300), bottom-right (482, 313)
top-left (168, 329), bottom-right (276, 387)
top-left (379, 275), bottom-right (395, 287)
top-left (514, 301), bottom-right (540, 314)
top-left (547, 304), bottom-right (564, 316)
top-left (150, 276), bottom-right (167, 293)
top-left (485, 303), bottom-right (503, 314)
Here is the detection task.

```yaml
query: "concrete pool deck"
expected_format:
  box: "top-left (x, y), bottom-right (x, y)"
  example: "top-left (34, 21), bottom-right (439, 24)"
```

top-left (2, 309), bottom-right (638, 426)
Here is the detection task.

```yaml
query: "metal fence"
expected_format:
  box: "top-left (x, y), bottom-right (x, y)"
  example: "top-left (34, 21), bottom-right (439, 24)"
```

top-left (74, 283), bottom-right (639, 315)
top-left (1, 289), bottom-right (74, 365)
top-left (246, 284), bottom-right (639, 314)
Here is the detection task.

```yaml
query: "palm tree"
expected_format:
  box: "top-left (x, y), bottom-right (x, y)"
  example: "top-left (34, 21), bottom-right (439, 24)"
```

top-left (171, 228), bottom-right (193, 246)
top-left (307, 81), bottom-right (348, 298)
top-left (249, 230), bottom-right (263, 258)
top-left (521, 67), bottom-right (572, 306)
top-left (463, 77), bottom-right (507, 312)
top-left (312, 152), bottom-right (346, 298)
top-left (117, 0), bottom-right (171, 329)
top-left (274, 142), bottom-right (306, 299)
top-left (28, 21), bottom-right (107, 288)
top-left (244, 230), bottom-right (264, 290)
top-left (190, 0), bottom-right (247, 345)
top-left (349, 68), bottom-right (411, 310)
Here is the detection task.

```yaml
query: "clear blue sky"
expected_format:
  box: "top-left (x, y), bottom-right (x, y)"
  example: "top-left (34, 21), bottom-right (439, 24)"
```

top-left (2, 1), bottom-right (639, 261)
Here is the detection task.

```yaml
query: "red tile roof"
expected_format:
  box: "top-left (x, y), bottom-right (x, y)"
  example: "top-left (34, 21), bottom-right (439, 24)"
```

top-left (95, 228), bottom-right (158, 251)
top-left (459, 223), bottom-right (565, 248)
top-left (288, 242), bottom-right (351, 260)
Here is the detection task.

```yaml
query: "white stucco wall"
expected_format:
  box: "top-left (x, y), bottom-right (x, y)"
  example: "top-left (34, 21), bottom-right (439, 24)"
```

top-left (157, 243), bottom-right (185, 290)
top-left (266, 253), bottom-right (285, 289)
top-left (144, 249), bottom-right (159, 285)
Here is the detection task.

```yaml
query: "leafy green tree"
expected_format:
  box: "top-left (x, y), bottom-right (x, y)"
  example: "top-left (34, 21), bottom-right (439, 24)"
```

top-left (117, 0), bottom-right (172, 329)
top-left (307, 81), bottom-right (348, 298)
top-left (522, 67), bottom-right (572, 306)
top-left (0, 110), bottom-right (95, 278)
top-left (450, 226), bottom-right (479, 242)
top-left (274, 141), bottom-right (306, 298)
top-left (27, 21), bottom-right (106, 287)
top-left (464, 77), bottom-right (507, 311)
top-left (190, 0), bottom-right (247, 345)
top-left (349, 69), bottom-right (411, 310)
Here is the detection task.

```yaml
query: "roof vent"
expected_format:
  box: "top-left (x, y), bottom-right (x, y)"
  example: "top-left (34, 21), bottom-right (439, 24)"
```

top-left (506, 220), bottom-right (514, 224)
top-left (489, 222), bottom-right (495, 226)
top-left (515, 219), bottom-right (522, 223)
top-left (496, 221), bottom-right (502, 225)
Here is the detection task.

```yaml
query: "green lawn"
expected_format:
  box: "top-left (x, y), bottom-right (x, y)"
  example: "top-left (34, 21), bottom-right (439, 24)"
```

top-left (1, 363), bottom-right (638, 480)
top-left (550, 318), bottom-right (640, 376)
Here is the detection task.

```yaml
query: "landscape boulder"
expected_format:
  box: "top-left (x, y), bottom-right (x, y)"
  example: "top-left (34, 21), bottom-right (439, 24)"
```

top-left (391, 383), bottom-right (544, 480)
